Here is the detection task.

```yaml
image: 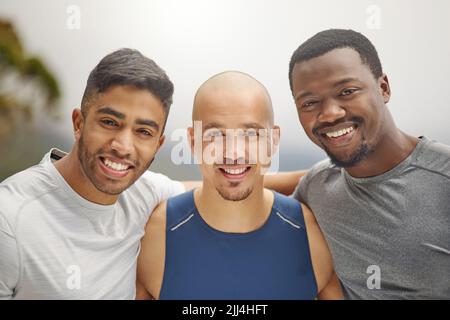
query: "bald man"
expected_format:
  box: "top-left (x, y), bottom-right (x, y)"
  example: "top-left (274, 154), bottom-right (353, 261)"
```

top-left (136, 71), bottom-right (342, 300)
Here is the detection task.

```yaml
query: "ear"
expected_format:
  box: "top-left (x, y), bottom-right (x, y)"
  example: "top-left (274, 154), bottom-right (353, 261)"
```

top-left (379, 74), bottom-right (391, 104)
top-left (270, 125), bottom-right (281, 156)
top-left (72, 108), bottom-right (84, 141)
top-left (187, 127), bottom-right (195, 154)
top-left (156, 134), bottom-right (165, 153)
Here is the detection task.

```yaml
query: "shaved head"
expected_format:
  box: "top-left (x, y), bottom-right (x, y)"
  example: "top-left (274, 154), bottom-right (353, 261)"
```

top-left (189, 71), bottom-right (279, 202)
top-left (193, 71), bottom-right (273, 124)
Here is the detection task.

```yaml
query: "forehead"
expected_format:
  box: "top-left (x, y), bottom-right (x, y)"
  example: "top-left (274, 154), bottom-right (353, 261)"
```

top-left (195, 89), bottom-right (272, 128)
top-left (89, 85), bottom-right (165, 121)
top-left (292, 47), bottom-right (374, 91)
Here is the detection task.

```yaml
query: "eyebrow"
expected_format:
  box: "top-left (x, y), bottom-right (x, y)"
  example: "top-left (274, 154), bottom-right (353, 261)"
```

top-left (333, 77), bottom-right (360, 87)
top-left (203, 122), bottom-right (224, 130)
top-left (135, 119), bottom-right (160, 131)
top-left (97, 106), bottom-right (125, 119)
top-left (97, 106), bottom-right (160, 131)
top-left (242, 122), bottom-right (265, 130)
top-left (295, 77), bottom-right (360, 101)
top-left (203, 122), bottom-right (265, 130)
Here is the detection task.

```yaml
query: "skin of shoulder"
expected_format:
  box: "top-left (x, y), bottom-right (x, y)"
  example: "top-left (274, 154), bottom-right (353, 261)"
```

top-left (136, 201), bottom-right (167, 300)
top-left (300, 203), bottom-right (343, 299)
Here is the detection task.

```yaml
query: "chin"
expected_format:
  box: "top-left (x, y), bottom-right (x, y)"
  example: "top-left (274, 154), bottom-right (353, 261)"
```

top-left (216, 186), bottom-right (253, 202)
top-left (92, 176), bottom-right (133, 195)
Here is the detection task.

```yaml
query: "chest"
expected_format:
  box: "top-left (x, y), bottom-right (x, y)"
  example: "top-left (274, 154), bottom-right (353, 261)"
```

top-left (15, 208), bottom-right (144, 299)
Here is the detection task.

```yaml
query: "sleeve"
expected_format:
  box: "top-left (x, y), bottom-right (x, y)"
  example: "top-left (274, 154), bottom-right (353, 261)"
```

top-left (140, 171), bottom-right (186, 204)
top-left (0, 213), bottom-right (19, 300)
top-left (291, 158), bottom-right (331, 206)
top-left (291, 173), bottom-right (310, 205)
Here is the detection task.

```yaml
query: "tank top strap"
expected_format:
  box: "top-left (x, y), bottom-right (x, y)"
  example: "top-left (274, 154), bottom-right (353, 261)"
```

top-left (165, 190), bottom-right (196, 231)
top-left (272, 192), bottom-right (306, 229)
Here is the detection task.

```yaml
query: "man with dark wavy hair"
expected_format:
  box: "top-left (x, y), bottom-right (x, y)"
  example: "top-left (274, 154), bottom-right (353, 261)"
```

top-left (0, 48), bottom-right (193, 299)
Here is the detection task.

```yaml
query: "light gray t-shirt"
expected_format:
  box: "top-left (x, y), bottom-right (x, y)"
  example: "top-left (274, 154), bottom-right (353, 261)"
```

top-left (0, 149), bottom-right (185, 299)
top-left (293, 137), bottom-right (450, 299)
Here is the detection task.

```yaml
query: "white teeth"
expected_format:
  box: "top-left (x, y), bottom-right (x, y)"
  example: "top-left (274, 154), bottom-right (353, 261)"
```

top-left (103, 159), bottom-right (129, 171)
top-left (326, 126), bottom-right (354, 138)
top-left (223, 167), bottom-right (247, 175)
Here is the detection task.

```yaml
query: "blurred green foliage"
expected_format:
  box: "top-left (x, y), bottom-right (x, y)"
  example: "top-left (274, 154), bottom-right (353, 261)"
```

top-left (0, 19), bottom-right (62, 180)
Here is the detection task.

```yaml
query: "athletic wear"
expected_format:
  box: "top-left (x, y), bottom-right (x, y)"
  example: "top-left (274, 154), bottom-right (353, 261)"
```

top-left (159, 190), bottom-right (318, 300)
top-left (0, 149), bottom-right (184, 299)
top-left (293, 137), bottom-right (450, 299)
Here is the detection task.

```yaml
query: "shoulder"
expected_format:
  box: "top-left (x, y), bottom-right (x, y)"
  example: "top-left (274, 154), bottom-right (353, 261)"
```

top-left (272, 192), bottom-right (318, 229)
top-left (123, 171), bottom-right (184, 221)
top-left (133, 170), bottom-right (174, 194)
top-left (133, 170), bottom-right (185, 198)
top-left (0, 163), bottom-right (57, 232)
top-left (292, 158), bottom-right (340, 203)
top-left (272, 191), bottom-right (305, 229)
top-left (303, 158), bottom-right (340, 184)
top-left (412, 137), bottom-right (450, 179)
top-left (145, 201), bottom-right (167, 233)
top-left (141, 201), bottom-right (167, 254)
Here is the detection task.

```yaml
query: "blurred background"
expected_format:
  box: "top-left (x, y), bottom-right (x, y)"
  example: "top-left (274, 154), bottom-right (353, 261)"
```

top-left (1, 0), bottom-right (449, 181)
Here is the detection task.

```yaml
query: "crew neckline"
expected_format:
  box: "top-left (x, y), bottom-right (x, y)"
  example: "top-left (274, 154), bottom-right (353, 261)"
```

top-left (43, 148), bottom-right (117, 212)
top-left (191, 189), bottom-right (277, 238)
top-left (343, 136), bottom-right (428, 184)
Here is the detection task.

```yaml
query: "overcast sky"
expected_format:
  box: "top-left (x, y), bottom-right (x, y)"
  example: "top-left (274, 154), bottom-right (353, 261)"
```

top-left (1, 0), bottom-right (449, 177)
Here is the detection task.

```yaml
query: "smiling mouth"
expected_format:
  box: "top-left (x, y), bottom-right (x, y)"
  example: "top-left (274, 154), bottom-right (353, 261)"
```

top-left (318, 124), bottom-right (359, 146)
top-left (218, 166), bottom-right (252, 179)
top-left (323, 125), bottom-right (355, 138)
top-left (98, 156), bottom-right (134, 178)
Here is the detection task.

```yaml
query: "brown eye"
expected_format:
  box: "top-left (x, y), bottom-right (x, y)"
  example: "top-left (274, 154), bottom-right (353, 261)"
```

top-left (101, 119), bottom-right (118, 127)
top-left (340, 88), bottom-right (358, 96)
top-left (138, 129), bottom-right (153, 137)
top-left (301, 101), bottom-right (318, 109)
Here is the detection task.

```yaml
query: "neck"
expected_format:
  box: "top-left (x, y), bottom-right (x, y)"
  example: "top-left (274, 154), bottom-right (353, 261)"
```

top-left (345, 127), bottom-right (419, 178)
top-left (53, 147), bottom-right (118, 205)
top-left (194, 180), bottom-right (274, 233)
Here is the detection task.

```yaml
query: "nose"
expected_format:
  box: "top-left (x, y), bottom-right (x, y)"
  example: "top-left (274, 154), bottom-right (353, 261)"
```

top-left (111, 130), bottom-right (134, 156)
top-left (318, 98), bottom-right (346, 124)
top-left (223, 131), bottom-right (247, 164)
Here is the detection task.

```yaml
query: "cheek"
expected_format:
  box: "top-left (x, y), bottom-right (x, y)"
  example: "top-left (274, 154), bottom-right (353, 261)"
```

top-left (82, 124), bottom-right (111, 148)
top-left (199, 165), bottom-right (217, 182)
top-left (299, 114), bottom-right (315, 136)
top-left (360, 96), bottom-right (383, 130)
top-left (136, 142), bottom-right (160, 162)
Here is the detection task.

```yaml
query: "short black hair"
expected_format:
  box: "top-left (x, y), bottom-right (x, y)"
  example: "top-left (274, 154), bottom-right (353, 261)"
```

top-left (288, 29), bottom-right (383, 92)
top-left (81, 48), bottom-right (174, 131)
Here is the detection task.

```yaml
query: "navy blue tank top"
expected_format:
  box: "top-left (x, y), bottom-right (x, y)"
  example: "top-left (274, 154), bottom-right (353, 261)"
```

top-left (159, 190), bottom-right (317, 300)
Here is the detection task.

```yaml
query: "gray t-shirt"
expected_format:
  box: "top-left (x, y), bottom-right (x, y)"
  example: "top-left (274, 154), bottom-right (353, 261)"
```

top-left (0, 149), bottom-right (185, 299)
top-left (293, 137), bottom-right (450, 299)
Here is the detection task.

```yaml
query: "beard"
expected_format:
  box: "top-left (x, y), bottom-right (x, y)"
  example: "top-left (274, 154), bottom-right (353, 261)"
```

top-left (77, 134), bottom-right (153, 195)
top-left (325, 140), bottom-right (373, 168)
top-left (216, 181), bottom-right (253, 201)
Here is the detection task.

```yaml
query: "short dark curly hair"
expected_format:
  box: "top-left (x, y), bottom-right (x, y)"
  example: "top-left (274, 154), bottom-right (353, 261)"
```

top-left (288, 29), bottom-right (383, 93)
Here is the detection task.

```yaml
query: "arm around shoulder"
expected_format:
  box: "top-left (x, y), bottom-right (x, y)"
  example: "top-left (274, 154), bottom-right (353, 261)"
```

top-left (264, 170), bottom-right (307, 196)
